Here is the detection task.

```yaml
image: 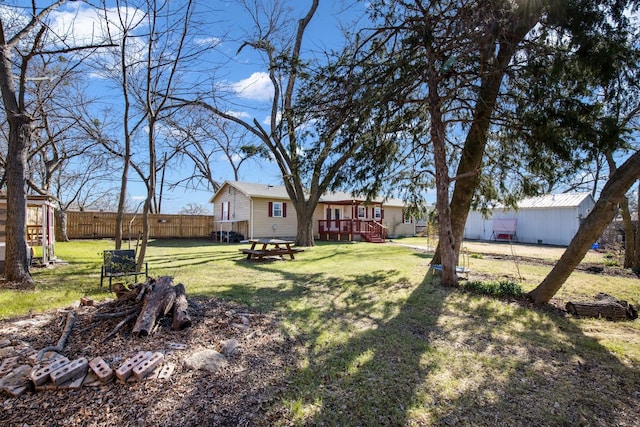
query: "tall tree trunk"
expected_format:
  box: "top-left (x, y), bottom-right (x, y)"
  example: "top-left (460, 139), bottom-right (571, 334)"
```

top-left (619, 196), bottom-right (635, 268)
top-left (294, 203), bottom-right (315, 247)
top-left (4, 115), bottom-right (33, 285)
top-left (429, 76), bottom-right (457, 286)
top-left (433, 7), bottom-right (542, 264)
top-left (528, 150), bottom-right (640, 305)
top-left (114, 155), bottom-right (129, 250)
top-left (605, 152), bottom-right (635, 267)
top-left (634, 179), bottom-right (640, 270)
top-left (54, 208), bottom-right (69, 242)
top-left (137, 117), bottom-right (157, 271)
top-left (138, 199), bottom-right (151, 273)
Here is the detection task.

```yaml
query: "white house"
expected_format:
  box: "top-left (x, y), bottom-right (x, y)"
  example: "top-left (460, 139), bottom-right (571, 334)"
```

top-left (210, 181), bottom-right (417, 242)
top-left (464, 193), bottom-right (596, 246)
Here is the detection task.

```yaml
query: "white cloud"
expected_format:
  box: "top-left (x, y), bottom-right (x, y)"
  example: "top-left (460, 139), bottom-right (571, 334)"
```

top-left (231, 72), bottom-right (273, 101)
top-left (48, 4), bottom-right (146, 47)
top-left (227, 110), bottom-right (251, 119)
top-left (262, 111), bottom-right (282, 126)
top-left (195, 36), bottom-right (221, 46)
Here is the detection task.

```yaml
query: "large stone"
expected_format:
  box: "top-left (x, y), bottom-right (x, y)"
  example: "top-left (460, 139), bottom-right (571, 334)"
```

top-left (0, 365), bottom-right (32, 397)
top-left (221, 339), bottom-right (239, 356)
top-left (184, 350), bottom-right (228, 373)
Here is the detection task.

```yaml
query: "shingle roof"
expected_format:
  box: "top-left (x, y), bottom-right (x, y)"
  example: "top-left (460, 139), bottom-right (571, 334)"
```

top-left (211, 181), bottom-right (406, 207)
top-left (226, 181), bottom-right (292, 200)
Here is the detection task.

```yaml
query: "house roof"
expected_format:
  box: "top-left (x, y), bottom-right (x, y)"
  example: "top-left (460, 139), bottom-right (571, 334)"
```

top-left (210, 180), bottom-right (406, 207)
top-left (499, 192), bottom-right (595, 209)
top-left (221, 181), bottom-right (292, 201)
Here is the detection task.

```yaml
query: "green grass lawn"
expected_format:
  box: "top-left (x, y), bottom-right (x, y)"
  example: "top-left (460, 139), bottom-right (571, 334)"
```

top-left (2, 238), bottom-right (639, 425)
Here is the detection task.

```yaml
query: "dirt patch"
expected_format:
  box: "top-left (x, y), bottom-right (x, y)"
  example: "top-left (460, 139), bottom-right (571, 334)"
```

top-left (394, 240), bottom-right (637, 278)
top-left (0, 297), bottom-right (297, 426)
top-left (0, 279), bottom-right (36, 291)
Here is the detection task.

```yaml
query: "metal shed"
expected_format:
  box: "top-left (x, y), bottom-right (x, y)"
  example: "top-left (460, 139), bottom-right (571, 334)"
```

top-left (464, 193), bottom-right (596, 246)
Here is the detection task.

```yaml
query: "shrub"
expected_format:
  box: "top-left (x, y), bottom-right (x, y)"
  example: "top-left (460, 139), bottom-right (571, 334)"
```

top-left (463, 280), bottom-right (524, 299)
top-left (604, 259), bottom-right (619, 267)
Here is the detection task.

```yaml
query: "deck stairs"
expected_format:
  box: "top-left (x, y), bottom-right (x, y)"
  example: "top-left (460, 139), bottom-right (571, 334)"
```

top-left (361, 221), bottom-right (387, 243)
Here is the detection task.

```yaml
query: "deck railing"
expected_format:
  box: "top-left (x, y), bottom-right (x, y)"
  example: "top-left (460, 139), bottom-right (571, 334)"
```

top-left (318, 219), bottom-right (386, 241)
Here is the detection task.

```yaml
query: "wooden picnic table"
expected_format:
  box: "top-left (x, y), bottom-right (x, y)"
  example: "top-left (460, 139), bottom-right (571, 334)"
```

top-left (240, 238), bottom-right (304, 260)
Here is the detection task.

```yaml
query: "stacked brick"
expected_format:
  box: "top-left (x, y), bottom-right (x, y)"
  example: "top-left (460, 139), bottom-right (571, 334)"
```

top-left (0, 342), bottom-right (179, 397)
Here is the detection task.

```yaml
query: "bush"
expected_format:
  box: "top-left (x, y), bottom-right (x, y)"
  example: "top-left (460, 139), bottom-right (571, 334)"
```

top-left (462, 280), bottom-right (524, 299)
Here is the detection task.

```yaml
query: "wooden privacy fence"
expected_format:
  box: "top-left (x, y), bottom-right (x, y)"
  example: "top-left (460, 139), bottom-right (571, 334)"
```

top-left (66, 211), bottom-right (215, 239)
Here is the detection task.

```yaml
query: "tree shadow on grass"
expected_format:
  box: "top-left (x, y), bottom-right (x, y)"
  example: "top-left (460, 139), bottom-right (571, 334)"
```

top-left (263, 270), bottom-right (451, 425)
top-left (235, 258), bottom-right (639, 426)
top-left (421, 295), bottom-right (640, 426)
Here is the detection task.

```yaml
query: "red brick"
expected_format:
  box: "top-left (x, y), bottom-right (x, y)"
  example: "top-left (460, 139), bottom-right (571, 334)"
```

top-left (50, 357), bottom-right (88, 385)
top-left (133, 352), bottom-right (164, 380)
top-left (30, 357), bottom-right (70, 386)
top-left (89, 357), bottom-right (113, 383)
top-left (116, 351), bottom-right (152, 381)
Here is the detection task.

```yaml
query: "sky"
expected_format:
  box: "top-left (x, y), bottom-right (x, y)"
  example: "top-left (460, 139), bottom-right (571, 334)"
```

top-left (5, 0), bottom-right (370, 214)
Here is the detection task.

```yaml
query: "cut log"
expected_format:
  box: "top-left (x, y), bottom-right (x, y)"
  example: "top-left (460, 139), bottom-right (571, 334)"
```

top-left (566, 293), bottom-right (638, 320)
top-left (132, 276), bottom-right (177, 337)
top-left (172, 283), bottom-right (192, 331)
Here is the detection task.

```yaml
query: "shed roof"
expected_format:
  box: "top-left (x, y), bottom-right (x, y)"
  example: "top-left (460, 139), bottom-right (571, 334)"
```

top-left (501, 192), bottom-right (594, 209)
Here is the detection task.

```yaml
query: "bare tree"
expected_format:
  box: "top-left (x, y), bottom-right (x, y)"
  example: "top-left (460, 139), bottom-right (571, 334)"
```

top-left (95, 0), bottom-right (148, 249)
top-left (179, 202), bottom-right (209, 215)
top-left (165, 107), bottom-right (269, 193)
top-left (51, 155), bottom-right (117, 241)
top-left (117, 0), bottom-right (205, 269)
top-left (0, 1), bottom-right (112, 285)
top-left (173, 0), bottom-right (383, 246)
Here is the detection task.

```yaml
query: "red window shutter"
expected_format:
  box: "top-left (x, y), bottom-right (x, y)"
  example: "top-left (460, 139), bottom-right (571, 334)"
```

top-left (283, 203), bottom-right (287, 218)
top-left (381, 208), bottom-right (384, 219)
top-left (221, 203), bottom-right (224, 219)
top-left (402, 211), bottom-right (405, 223)
top-left (268, 202), bottom-right (273, 217)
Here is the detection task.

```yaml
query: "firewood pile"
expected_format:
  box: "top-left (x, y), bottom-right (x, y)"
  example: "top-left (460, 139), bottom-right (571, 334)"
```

top-left (100, 275), bottom-right (192, 338)
top-left (565, 292), bottom-right (638, 321)
top-left (0, 276), bottom-right (193, 397)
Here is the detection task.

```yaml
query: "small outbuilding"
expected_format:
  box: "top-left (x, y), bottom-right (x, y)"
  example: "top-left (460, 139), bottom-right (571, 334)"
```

top-left (0, 195), bottom-right (57, 272)
top-left (464, 193), bottom-right (596, 246)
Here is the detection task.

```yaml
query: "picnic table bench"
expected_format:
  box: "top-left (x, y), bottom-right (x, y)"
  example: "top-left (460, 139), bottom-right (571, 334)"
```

top-left (240, 239), bottom-right (304, 260)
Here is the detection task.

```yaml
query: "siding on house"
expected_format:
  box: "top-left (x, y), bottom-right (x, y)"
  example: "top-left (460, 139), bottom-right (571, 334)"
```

top-left (252, 197), bottom-right (297, 239)
top-left (211, 184), bottom-right (252, 238)
top-left (385, 205), bottom-right (415, 236)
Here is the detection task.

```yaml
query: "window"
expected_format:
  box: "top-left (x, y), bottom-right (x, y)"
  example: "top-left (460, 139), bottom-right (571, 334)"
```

top-left (357, 206), bottom-right (366, 219)
top-left (221, 201), bottom-right (230, 220)
top-left (268, 201), bottom-right (287, 218)
top-left (272, 202), bottom-right (283, 217)
top-left (373, 207), bottom-right (382, 220)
